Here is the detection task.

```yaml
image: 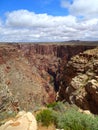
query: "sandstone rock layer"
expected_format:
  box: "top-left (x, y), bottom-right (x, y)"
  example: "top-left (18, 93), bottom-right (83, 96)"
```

top-left (0, 111), bottom-right (37, 130)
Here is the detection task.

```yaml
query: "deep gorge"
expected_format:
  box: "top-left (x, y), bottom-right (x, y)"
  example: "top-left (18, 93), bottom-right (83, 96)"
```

top-left (0, 43), bottom-right (96, 113)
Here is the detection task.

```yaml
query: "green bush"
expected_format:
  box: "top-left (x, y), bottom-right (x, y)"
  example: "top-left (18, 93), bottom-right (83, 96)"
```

top-left (36, 109), bottom-right (57, 127)
top-left (47, 101), bottom-right (66, 113)
top-left (47, 101), bottom-right (58, 108)
top-left (36, 102), bottom-right (98, 130)
top-left (57, 108), bottom-right (98, 130)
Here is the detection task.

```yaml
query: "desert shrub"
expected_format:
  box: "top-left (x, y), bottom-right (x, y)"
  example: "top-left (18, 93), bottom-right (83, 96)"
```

top-left (47, 101), bottom-right (58, 108)
top-left (57, 108), bottom-right (98, 130)
top-left (47, 101), bottom-right (66, 113)
top-left (36, 102), bottom-right (98, 130)
top-left (36, 109), bottom-right (57, 127)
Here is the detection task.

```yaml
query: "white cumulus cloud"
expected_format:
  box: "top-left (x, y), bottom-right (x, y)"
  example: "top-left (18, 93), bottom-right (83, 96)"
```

top-left (0, 9), bottom-right (98, 42)
top-left (61, 0), bottom-right (98, 18)
top-left (6, 10), bottom-right (76, 28)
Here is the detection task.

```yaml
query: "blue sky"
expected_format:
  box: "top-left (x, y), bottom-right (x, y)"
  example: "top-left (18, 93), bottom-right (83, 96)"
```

top-left (0, 0), bottom-right (98, 42)
top-left (0, 0), bottom-right (70, 17)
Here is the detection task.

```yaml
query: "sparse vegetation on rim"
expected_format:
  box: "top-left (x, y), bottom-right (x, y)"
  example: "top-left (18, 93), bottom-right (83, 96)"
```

top-left (36, 102), bottom-right (98, 130)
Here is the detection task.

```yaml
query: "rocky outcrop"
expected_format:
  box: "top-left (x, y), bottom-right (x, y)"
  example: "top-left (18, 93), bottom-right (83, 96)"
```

top-left (0, 111), bottom-right (37, 130)
top-left (58, 47), bottom-right (98, 114)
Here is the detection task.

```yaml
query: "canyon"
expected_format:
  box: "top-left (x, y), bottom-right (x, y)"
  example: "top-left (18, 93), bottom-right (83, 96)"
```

top-left (0, 42), bottom-right (97, 114)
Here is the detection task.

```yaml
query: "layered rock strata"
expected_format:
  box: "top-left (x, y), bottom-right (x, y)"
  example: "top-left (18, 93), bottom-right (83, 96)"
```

top-left (58, 47), bottom-right (98, 114)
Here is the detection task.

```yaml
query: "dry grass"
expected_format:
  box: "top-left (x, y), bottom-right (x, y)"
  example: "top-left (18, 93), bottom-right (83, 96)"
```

top-left (38, 123), bottom-right (56, 130)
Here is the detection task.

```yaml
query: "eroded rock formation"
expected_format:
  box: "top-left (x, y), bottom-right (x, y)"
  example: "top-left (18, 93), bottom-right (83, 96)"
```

top-left (58, 47), bottom-right (98, 114)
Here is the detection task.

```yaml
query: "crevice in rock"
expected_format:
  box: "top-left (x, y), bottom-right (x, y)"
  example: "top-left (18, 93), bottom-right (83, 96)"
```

top-left (47, 69), bottom-right (59, 92)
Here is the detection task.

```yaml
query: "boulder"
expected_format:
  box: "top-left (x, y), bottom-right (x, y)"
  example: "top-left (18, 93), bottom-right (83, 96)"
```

top-left (0, 111), bottom-right (37, 130)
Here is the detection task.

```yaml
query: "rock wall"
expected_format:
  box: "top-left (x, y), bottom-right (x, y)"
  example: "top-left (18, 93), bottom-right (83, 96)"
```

top-left (18, 43), bottom-right (94, 58)
top-left (58, 47), bottom-right (98, 114)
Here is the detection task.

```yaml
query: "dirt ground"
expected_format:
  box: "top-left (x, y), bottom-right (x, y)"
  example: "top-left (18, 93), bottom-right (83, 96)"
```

top-left (38, 124), bottom-right (56, 130)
